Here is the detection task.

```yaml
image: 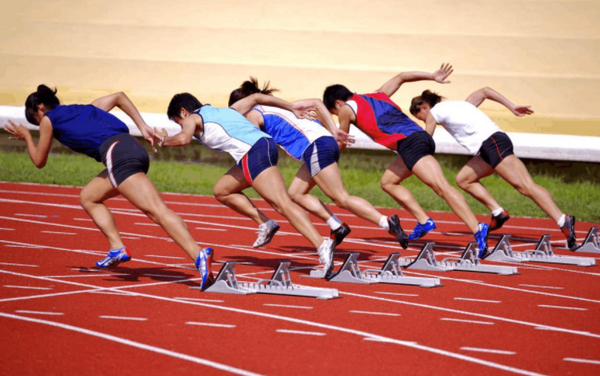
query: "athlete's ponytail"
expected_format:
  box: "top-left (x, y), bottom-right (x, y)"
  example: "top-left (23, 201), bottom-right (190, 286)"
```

top-left (409, 90), bottom-right (443, 116)
top-left (228, 77), bottom-right (278, 106)
top-left (25, 84), bottom-right (60, 125)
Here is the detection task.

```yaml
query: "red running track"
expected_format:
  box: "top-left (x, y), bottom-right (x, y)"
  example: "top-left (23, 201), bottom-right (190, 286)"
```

top-left (0, 181), bottom-right (599, 376)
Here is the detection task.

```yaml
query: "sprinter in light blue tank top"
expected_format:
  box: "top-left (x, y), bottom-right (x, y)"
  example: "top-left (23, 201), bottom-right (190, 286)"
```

top-left (228, 78), bottom-right (413, 250)
top-left (5, 85), bottom-right (215, 289)
top-left (159, 92), bottom-right (338, 278)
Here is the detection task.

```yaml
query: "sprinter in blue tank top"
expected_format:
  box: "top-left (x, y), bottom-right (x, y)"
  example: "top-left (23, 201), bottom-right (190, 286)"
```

top-left (157, 92), bottom-right (337, 278)
top-left (4, 85), bottom-right (214, 289)
top-left (228, 78), bottom-right (410, 250)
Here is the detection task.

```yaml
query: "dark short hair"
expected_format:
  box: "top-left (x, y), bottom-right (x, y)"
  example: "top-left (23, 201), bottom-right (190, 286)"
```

top-left (409, 90), bottom-right (443, 115)
top-left (322, 84), bottom-right (353, 110)
top-left (25, 84), bottom-right (60, 125)
top-left (228, 77), bottom-right (278, 107)
top-left (167, 93), bottom-right (203, 119)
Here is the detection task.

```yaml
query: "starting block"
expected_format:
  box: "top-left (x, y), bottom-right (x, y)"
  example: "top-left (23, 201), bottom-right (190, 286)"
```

top-left (203, 261), bottom-right (339, 300)
top-left (398, 242), bottom-right (455, 272)
top-left (573, 227), bottom-right (600, 254)
top-left (309, 253), bottom-right (441, 287)
top-left (482, 235), bottom-right (529, 263)
top-left (521, 234), bottom-right (596, 267)
top-left (441, 242), bottom-right (519, 275)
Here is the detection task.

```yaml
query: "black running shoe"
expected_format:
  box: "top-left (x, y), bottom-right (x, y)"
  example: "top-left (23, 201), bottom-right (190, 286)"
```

top-left (489, 210), bottom-right (510, 231)
top-left (388, 215), bottom-right (409, 249)
top-left (330, 223), bottom-right (351, 247)
top-left (561, 215), bottom-right (577, 250)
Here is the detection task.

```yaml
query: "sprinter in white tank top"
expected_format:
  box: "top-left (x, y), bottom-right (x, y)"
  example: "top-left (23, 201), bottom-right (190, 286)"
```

top-left (409, 87), bottom-right (576, 250)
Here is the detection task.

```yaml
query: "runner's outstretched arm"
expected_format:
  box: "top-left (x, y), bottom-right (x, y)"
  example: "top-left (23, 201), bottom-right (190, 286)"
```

top-left (466, 87), bottom-right (534, 117)
top-left (378, 63), bottom-right (453, 97)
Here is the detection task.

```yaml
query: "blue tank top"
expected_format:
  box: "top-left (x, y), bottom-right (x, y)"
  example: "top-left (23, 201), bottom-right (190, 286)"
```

top-left (45, 105), bottom-right (129, 161)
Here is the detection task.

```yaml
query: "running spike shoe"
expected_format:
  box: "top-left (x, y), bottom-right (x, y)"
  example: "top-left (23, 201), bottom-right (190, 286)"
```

top-left (317, 238), bottom-right (336, 280)
top-left (408, 218), bottom-right (436, 240)
top-left (561, 215), bottom-right (577, 250)
top-left (195, 247), bottom-right (214, 290)
top-left (253, 220), bottom-right (280, 248)
top-left (330, 223), bottom-right (351, 247)
top-left (388, 215), bottom-right (409, 249)
top-left (474, 223), bottom-right (490, 258)
top-left (96, 247), bottom-right (131, 268)
top-left (489, 210), bottom-right (510, 231)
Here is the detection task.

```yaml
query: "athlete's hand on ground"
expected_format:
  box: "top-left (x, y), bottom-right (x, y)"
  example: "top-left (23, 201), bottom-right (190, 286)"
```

top-left (510, 105), bottom-right (534, 117)
top-left (433, 63), bottom-right (453, 84)
top-left (335, 129), bottom-right (356, 145)
top-left (4, 120), bottom-right (31, 141)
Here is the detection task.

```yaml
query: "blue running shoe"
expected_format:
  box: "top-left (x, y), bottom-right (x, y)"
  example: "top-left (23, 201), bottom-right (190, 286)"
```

top-left (96, 247), bottom-right (131, 268)
top-left (408, 219), bottom-right (436, 240)
top-left (474, 223), bottom-right (490, 258)
top-left (195, 248), bottom-right (214, 290)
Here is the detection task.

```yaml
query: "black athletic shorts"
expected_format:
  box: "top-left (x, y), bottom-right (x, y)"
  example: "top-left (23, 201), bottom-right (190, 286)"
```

top-left (99, 133), bottom-right (150, 188)
top-left (396, 131), bottom-right (436, 171)
top-left (478, 131), bottom-right (514, 168)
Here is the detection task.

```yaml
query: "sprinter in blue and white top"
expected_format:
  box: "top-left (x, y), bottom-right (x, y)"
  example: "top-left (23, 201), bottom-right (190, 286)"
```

top-left (160, 92), bottom-right (338, 278)
top-left (5, 85), bottom-right (215, 289)
top-left (228, 78), bottom-right (412, 250)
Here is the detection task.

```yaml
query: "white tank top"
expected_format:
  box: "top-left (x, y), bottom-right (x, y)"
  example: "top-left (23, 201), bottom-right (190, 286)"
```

top-left (430, 101), bottom-right (501, 155)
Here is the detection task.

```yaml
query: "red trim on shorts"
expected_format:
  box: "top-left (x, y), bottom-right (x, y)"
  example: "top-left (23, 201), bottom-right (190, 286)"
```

top-left (491, 136), bottom-right (503, 161)
top-left (241, 154), bottom-right (253, 184)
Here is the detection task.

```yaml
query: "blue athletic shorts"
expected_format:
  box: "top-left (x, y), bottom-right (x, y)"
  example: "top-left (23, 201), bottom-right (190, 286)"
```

top-left (238, 137), bottom-right (278, 184)
top-left (302, 136), bottom-right (340, 177)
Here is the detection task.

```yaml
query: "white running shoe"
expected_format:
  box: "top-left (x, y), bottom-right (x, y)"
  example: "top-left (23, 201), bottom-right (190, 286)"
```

top-left (253, 220), bottom-right (280, 248)
top-left (317, 238), bottom-right (336, 279)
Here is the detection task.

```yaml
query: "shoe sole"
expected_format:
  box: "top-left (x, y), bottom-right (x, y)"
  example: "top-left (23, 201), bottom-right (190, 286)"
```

top-left (253, 226), bottom-right (280, 248)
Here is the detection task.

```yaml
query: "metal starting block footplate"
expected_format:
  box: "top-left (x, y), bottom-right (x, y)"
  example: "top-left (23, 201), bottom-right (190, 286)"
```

top-left (398, 242), bottom-right (455, 272)
top-left (573, 227), bottom-right (600, 254)
top-left (521, 235), bottom-right (596, 267)
top-left (482, 235), bottom-right (529, 263)
top-left (442, 242), bottom-right (519, 275)
top-left (308, 253), bottom-right (441, 287)
top-left (202, 261), bottom-right (339, 299)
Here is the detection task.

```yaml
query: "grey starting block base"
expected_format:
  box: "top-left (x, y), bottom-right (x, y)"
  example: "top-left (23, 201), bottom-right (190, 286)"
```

top-left (442, 242), bottom-right (519, 275)
top-left (482, 235), bottom-right (529, 263)
top-left (309, 252), bottom-right (441, 287)
top-left (521, 235), bottom-right (596, 267)
top-left (398, 242), bottom-right (455, 272)
top-left (573, 227), bottom-right (600, 254)
top-left (202, 261), bottom-right (339, 300)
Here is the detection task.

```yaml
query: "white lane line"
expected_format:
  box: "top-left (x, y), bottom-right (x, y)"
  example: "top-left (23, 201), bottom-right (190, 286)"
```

top-left (4, 245), bottom-right (43, 249)
top-left (441, 318), bottom-right (495, 325)
top-left (276, 329), bottom-right (326, 336)
top-left (363, 337), bottom-right (417, 344)
top-left (519, 284), bottom-right (564, 290)
top-left (4, 285), bottom-right (53, 290)
top-left (175, 297), bottom-right (225, 303)
top-left (461, 347), bottom-right (516, 355)
top-left (135, 222), bottom-right (159, 227)
top-left (0, 265), bottom-right (553, 376)
top-left (143, 274), bottom-right (187, 279)
top-left (0, 227), bottom-right (15, 231)
top-left (538, 305), bottom-right (587, 311)
top-left (15, 310), bottom-right (64, 316)
top-left (350, 310), bottom-right (401, 317)
top-left (145, 255), bottom-right (187, 260)
top-left (563, 357), bottom-right (600, 365)
top-left (15, 213), bottom-right (47, 218)
top-left (45, 274), bottom-right (130, 278)
top-left (0, 262), bottom-right (38, 267)
top-left (89, 291), bottom-right (131, 296)
top-left (41, 231), bottom-right (76, 235)
top-left (99, 315), bottom-right (148, 321)
top-left (185, 322), bottom-right (236, 328)
top-left (0, 312), bottom-right (265, 376)
top-left (264, 304), bottom-right (313, 310)
top-left (454, 297), bottom-right (502, 304)
top-left (375, 292), bottom-right (419, 297)
top-left (73, 218), bottom-right (93, 222)
top-left (195, 227), bottom-right (228, 232)
top-left (121, 236), bottom-right (140, 240)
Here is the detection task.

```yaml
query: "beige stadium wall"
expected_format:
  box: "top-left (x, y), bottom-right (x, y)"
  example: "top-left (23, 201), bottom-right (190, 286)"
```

top-left (1, 0), bottom-right (599, 137)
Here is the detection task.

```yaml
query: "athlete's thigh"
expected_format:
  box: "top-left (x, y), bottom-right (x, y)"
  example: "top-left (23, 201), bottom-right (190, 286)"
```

top-left (80, 169), bottom-right (120, 203)
top-left (116, 172), bottom-right (166, 212)
top-left (457, 156), bottom-right (496, 183)
top-left (289, 163), bottom-right (317, 196)
top-left (411, 155), bottom-right (448, 187)
top-left (494, 155), bottom-right (534, 187)
top-left (214, 165), bottom-right (252, 196)
top-left (381, 156), bottom-right (413, 185)
top-left (252, 166), bottom-right (291, 203)
top-left (312, 162), bottom-right (348, 199)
